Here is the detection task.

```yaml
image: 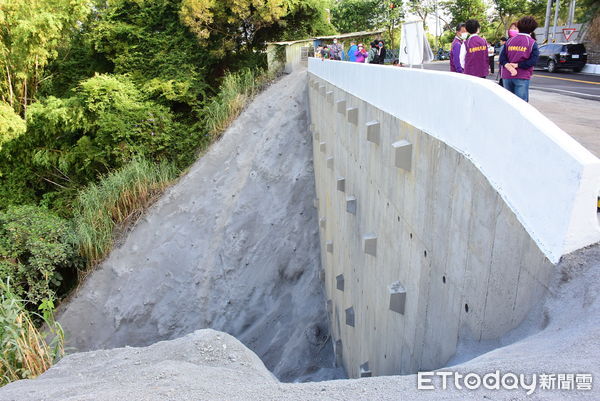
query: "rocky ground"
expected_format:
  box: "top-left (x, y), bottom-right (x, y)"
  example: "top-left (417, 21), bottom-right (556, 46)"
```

top-left (1, 244), bottom-right (598, 400)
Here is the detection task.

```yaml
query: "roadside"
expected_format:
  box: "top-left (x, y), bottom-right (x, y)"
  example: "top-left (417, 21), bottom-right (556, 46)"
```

top-left (529, 89), bottom-right (600, 157)
top-left (424, 60), bottom-right (600, 101)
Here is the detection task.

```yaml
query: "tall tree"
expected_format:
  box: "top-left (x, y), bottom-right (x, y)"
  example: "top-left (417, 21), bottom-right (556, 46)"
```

top-left (442, 0), bottom-right (488, 29)
top-left (179, 0), bottom-right (287, 52)
top-left (331, 0), bottom-right (381, 33)
top-left (331, 0), bottom-right (403, 47)
top-left (0, 0), bottom-right (90, 116)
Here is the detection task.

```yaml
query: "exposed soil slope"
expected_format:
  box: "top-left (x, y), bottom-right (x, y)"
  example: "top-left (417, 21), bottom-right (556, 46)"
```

top-left (52, 69), bottom-right (343, 382)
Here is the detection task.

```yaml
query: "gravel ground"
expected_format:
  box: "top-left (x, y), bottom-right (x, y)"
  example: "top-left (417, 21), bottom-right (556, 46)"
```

top-left (1, 244), bottom-right (598, 400)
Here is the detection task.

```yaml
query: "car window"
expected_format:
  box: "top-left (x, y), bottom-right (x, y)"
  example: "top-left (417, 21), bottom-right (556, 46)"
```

top-left (566, 44), bottom-right (585, 54)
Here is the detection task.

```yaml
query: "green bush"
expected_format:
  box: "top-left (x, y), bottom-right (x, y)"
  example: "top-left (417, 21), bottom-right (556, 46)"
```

top-left (0, 74), bottom-right (195, 211)
top-left (0, 206), bottom-right (81, 307)
top-left (74, 158), bottom-right (176, 265)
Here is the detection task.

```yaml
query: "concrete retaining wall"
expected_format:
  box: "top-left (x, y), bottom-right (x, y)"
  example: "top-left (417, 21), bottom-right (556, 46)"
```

top-left (307, 59), bottom-right (600, 378)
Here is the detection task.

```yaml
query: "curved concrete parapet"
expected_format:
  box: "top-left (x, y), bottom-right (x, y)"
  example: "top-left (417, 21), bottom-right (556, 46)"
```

top-left (308, 59), bottom-right (600, 378)
top-left (309, 58), bottom-right (600, 263)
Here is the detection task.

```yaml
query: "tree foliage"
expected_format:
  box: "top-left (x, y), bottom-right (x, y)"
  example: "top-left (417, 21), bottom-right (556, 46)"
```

top-left (0, 102), bottom-right (25, 149)
top-left (331, 0), bottom-right (403, 47)
top-left (442, 0), bottom-right (488, 29)
top-left (0, 0), bottom-right (90, 116)
top-left (180, 0), bottom-right (286, 53)
top-left (331, 0), bottom-right (382, 33)
top-left (0, 74), bottom-right (195, 210)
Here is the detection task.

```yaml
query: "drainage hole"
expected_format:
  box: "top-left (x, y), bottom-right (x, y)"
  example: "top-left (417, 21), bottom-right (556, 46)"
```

top-left (465, 303), bottom-right (469, 313)
top-left (442, 275), bottom-right (446, 284)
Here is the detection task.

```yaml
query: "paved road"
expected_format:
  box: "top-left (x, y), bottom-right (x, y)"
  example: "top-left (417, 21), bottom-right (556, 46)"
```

top-left (423, 61), bottom-right (600, 101)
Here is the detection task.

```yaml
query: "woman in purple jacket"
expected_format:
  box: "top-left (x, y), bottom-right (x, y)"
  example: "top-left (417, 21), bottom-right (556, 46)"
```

top-left (499, 16), bottom-right (540, 102)
top-left (354, 43), bottom-right (368, 63)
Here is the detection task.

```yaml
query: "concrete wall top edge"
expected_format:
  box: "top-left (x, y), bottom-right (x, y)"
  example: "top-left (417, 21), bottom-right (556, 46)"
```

top-left (308, 58), bottom-right (600, 263)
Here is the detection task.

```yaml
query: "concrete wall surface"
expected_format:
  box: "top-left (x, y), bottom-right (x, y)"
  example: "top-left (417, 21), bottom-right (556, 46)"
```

top-left (307, 60), bottom-right (599, 378)
top-left (308, 58), bottom-right (600, 264)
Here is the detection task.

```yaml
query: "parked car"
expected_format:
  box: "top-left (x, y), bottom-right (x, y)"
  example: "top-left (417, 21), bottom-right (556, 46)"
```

top-left (535, 43), bottom-right (587, 72)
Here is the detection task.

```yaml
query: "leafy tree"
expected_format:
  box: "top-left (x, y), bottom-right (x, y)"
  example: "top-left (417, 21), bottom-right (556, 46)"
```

top-left (0, 102), bottom-right (25, 149)
top-left (406, 0), bottom-right (436, 28)
top-left (0, 205), bottom-right (81, 306)
top-left (260, 0), bottom-right (336, 41)
top-left (331, 0), bottom-right (381, 33)
top-left (0, 0), bottom-right (90, 116)
top-left (90, 0), bottom-right (209, 111)
top-left (0, 74), bottom-right (195, 210)
top-left (180, 0), bottom-right (286, 52)
top-left (442, 0), bottom-right (488, 29)
top-left (331, 0), bottom-right (403, 47)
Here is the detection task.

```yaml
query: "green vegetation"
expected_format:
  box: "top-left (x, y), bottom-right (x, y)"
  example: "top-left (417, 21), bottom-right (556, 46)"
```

top-left (0, 0), bottom-right (333, 384)
top-left (74, 158), bottom-right (176, 265)
top-left (0, 206), bottom-right (81, 306)
top-left (204, 68), bottom-right (275, 138)
top-left (0, 281), bottom-right (64, 385)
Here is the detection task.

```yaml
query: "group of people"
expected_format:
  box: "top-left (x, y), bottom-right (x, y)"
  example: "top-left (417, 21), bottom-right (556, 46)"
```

top-left (450, 16), bottom-right (540, 102)
top-left (316, 39), bottom-right (387, 64)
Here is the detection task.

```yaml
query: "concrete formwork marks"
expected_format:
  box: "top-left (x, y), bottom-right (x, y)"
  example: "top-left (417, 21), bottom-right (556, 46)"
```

top-left (392, 140), bottom-right (413, 171)
top-left (336, 274), bottom-right (345, 291)
top-left (389, 281), bottom-right (407, 314)
top-left (366, 121), bottom-right (381, 145)
top-left (347, 108), bottom-right (358, 125)
top-left (327, 156), bottom-right (334, 169)
top-left (345, 307), bottom-right (355, 327)
top-left (346, 196), bottom-right (357, 215)
top-left (308, 74), bottom-right (553, 379)
top-left (363, 234), bottom-right (377, 257)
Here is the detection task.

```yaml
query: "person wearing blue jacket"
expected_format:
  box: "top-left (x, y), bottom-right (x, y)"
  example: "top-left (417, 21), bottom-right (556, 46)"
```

top-left (347, 42), bottom-right (358, 62)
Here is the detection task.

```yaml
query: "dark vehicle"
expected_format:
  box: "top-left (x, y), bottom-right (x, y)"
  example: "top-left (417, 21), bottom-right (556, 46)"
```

top-left (535, 43), bottom-right (587, 73)
top-left (436, 48), bottom-right (450, 60)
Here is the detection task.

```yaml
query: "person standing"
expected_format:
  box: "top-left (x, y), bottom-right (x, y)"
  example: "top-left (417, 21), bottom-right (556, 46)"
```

top-left (461, 19), bottom-right (489, 78)
top-left (450, 23), bottom-right (466, 73)
top-left (487, 40), bottom-right (495, 74)
top-left (376, 40), bottom-right (387, 64)
top-left (329, 38), bottom-right (343, 61)
top-left (500, 16), bottom-right (540, 102)
top-left (347, 41), bottom-right (358, 62)
top-left (507, 22), bottom-right (519, 38)
top-left (497, 37), bottom-right (507, 85)
top-left (367, 41), bottom-right (378, 63)
top-left (355, 43), bottom-right (368, 63)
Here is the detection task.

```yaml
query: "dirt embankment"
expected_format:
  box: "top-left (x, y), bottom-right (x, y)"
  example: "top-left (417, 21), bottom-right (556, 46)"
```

top-left (51, 69), bottom-right (343, 382)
